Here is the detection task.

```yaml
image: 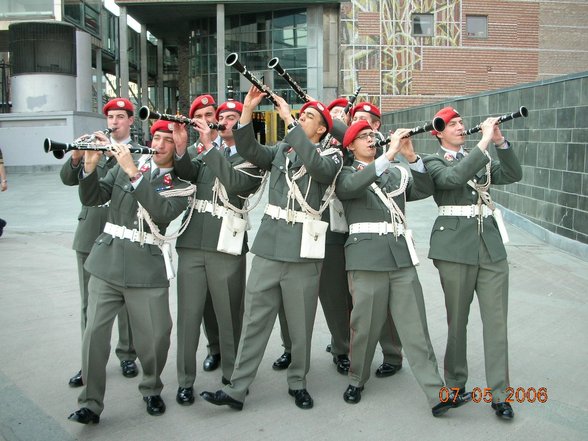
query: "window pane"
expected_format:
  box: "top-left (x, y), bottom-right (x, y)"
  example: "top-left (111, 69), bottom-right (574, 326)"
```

top-left (413, 14), bottom-right (433, 36)
top-left (467, 15), bottom-right (488, 38)
top-left (0, 0), bottom-right (53, 18)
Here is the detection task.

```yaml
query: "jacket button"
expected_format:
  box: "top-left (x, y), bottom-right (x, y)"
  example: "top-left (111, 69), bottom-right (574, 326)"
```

top-left (279, 166), bottom-right (284, 170)
top-left (472, 191), bottom-right (476, 195)
top-left (354, 237), bottom-right (358, 241)
top-left (133, 221), bottom-right (138, 225)
top-left (440, 226), bottom-right (445, 231)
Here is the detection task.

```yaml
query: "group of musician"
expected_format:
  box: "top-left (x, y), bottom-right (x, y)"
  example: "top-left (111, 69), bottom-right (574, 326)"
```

top-left (61, 66), bottom-right (523, 425)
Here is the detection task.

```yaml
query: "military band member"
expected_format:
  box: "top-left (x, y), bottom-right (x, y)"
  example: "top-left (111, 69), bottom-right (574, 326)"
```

top-left (173, 99), bottom-right (263, 406)
top-left (185, 94), bottom-right (223, 372)
top-left (271, 97), bottom-right (353, 375)
top-left (336, 121), bottom-right (470, 416)
top-left (61, 98), bottom-right (138, 388)
top-left (328, 98), bottom-right (351, 127)
top-left (319, 97), bottom-right (353, 374)
top-left (349, 102), bottom-right (404, 379)
top-left (201, 86), bottom-right (342, 410)
top-left (68, 120), bottom-right (190, 424)
top-left (423, 106), bottom-right (523, 419)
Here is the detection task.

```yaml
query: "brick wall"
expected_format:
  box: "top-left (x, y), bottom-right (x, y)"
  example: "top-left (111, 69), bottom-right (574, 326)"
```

top-left (339, 0), bottom-right (588, 113)
top-left (381, 72), bottom-right (588, 245)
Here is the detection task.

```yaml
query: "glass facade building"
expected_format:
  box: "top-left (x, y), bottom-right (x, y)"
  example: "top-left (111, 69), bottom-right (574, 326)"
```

top-left (189, 9), bottom-right (310, 108)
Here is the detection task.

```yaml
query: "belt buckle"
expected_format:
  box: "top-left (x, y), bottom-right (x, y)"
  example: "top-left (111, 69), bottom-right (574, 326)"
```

top-left (286, 209), bottom-right (295, 223)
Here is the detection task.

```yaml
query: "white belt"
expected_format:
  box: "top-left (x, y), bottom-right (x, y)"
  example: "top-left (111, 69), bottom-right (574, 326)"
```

top-left (264, 204), bottom-right (320, 224)
top-left (104, 222), bottom-right (164, 246)
top-left (349, 222), bottom-right (405, 236)
top-left (194, 199), bottom-right (242, 219)
top-left (438, 205), bottom-right (493, 218)
top-left (104, 222), bottom-right (175, 279)
top-left (348, 222), bottom-right (419, 266)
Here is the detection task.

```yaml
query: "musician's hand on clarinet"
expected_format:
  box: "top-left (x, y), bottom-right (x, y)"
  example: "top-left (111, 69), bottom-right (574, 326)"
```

top-left (172, 122), bottom-right (188, 156)
top-left (71, 149), bottom-right (85, 166)
top-left (384, 128), bottom-right (410, 162)
top-left (243, 85), bottom-right (265, 110)
top-left (397, 129), bottom-right (418, 163)
top-left (477, 117), bottom-right (499, 151)
top-left (93, 131), bottom-right (109, 144)
top-left (273, 95), bottom-right (294, 126)
top-left (194, 119), bottom-right (214, 152)
top-left (491, 118), bottom-right (505, 146)
top-left (240, 85), bottom-right (264, 126)
top-left (83, 149), bottom-right (102, 174)
top-left (111, 144), bottom-right (139, 177)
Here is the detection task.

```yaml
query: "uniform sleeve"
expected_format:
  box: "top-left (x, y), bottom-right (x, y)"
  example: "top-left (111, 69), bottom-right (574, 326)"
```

top-left (60, 157), bottom-right (82, 186)
top-left (287, 125), bottom-right (341, 184)
top-left (203, 148), bottom-right (263, 195)
top-left (405, 169), bottom-right (434, 201)
top-left (335, 163), bottom-right (378, 200)
top-left (234, 123), bottom-right (277, 171)
top-left (423, 147), bottom-right (490, 189)
top-left (330, 119), bottom-right (348, 144)
top-left (490, 144), bottom-right (523, 185)
top-left (173, 152), bottom-right (202, 182)
top-left (79, 165), bottom-right (116, 206)
top-left (131, 179), bottom-right (188, 224)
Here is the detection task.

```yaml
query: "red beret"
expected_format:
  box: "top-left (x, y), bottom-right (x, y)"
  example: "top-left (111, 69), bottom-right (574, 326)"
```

top-left (328, 98), bottom-right (349, 111)
top-left (343, 120), bottom-right (372, 149)
top-left (103, 98), bottom-right (134, 116)
top-left (300, 101), bottom-right (333, 132)
top-left (215, 100), bottom-right (243, 120)
top-left (431, 106), bottom-right (460, 136)
top-left (189, 94), bottom-right (216, 119)
top-left (150, 120), bottom-right (174, 136)
top-left (350, 102), bottom-right (381, 119)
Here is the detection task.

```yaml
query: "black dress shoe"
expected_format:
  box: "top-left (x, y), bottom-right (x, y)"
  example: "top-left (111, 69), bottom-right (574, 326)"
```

top-left (68, 407), bottom-right (99, 425)
top-left (288, 388), bottom-right (313, 409)
top-left (203, 353), bottom-right (221, 372)
top-left (333, 354), bottom-right (350, 375)
top-left (492, 402), bottom-right (515, 419)
top-left (176, 387), bottom-right (195, 405)
top-left (143, 395), bottom-right (166, 416)
top-left (68, 370), bottom-right (83, 388)
top-left (325, 344), bottom-right (332, 353)
top-left (343, 385), bottom-right (364, 404)
top-left (272, 352), bottom-right (291, 370)
top-left (432, 389), bottom-right (472, 417)
top-left (375, 362), bottom-right (402, 378)
top-left (200, 390), bottom-right (243, 410)
top-left (121, 360), bottom-right (138, 378)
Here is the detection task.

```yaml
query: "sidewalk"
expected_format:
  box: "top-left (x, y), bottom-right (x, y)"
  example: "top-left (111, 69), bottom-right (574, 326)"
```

top-left (0, 170), bottom-right (586, 441)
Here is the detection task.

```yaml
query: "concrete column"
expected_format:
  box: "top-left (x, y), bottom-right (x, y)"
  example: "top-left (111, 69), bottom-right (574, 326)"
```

top-left (177, 39), bottom-right (190, 116)
top-left (216, 3), bottom-right (226, 103)
top-left (95, 47), bottom-right (103, 111)
top-left (306, 6), bottom-right (323, 101)
top-left (119, 6), bottom-right (129, 97)
top-left (75, 30), bottom-right (92, 112)
top-left (140, 24), bottom-right (149, 138)
top-left (157, 39), bottom-right (164, 111)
